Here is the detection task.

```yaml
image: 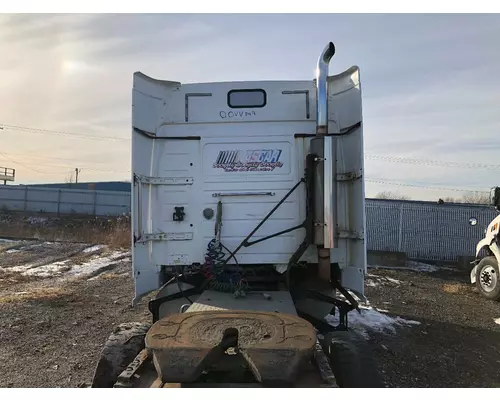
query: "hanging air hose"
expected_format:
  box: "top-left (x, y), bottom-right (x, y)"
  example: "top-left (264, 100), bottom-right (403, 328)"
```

top-left (200, 201), bottom-right (248, 295)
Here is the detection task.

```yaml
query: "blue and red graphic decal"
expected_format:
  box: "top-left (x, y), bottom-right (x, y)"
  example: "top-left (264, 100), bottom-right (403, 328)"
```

top-left (213, 149), bottom-right (283, 172)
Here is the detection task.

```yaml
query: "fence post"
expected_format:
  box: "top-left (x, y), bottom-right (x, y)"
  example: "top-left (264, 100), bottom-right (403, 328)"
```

top-left (398, 202), bottom-right (404, 252)
top-left (57, 189), bottom-right (61, 216)
top-left (24, 186), bottom-right (28, 211)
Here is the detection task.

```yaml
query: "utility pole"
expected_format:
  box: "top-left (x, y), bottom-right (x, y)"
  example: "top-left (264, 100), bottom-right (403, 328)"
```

top-left (75, 168), bottom-right (80, 184)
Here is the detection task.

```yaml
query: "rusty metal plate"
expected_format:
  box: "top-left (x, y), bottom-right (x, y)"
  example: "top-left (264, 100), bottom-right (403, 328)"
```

top-left (145, 310), bottom-right (317, 386)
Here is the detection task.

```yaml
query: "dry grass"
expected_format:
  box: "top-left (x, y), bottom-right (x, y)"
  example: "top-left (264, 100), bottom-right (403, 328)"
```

top-left (0, 270), bottom-right (41, 285)
top-left (97, 272), bottom-right (128, 280)
top-left (0, 287), bottom-right (70, 304)
top-left (0, 243), bottom-right (17, 251)
top-left (440, 283), bottom-right (471, 295)
top-left (0, 212), bottom-right (131, 249)
top-left (57, 222), bottom-right (131, 249)
top-left (68, 251), bottom-right (105, 265)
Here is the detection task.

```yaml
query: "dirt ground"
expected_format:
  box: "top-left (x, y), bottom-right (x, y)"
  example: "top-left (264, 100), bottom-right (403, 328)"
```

top-left (0, 234), bottom-right (500, 387)
top-left (365, 267), bottom-right (500, 388)
top-left (0, 238), bottom-right (150, 388)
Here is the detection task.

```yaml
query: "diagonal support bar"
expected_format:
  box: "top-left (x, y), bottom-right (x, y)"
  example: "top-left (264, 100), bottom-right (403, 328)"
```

top-left (221, 178), bottom-right (306, 265)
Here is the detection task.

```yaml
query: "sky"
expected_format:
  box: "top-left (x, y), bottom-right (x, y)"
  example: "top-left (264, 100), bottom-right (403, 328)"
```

top-left (0, 13), bottom-right (499, 200)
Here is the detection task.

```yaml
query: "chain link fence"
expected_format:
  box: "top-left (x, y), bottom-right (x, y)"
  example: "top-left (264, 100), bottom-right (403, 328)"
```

top-left (0, 184), bottom-right (495, 262)
top-left (366, 199), bottom-right (497, 262)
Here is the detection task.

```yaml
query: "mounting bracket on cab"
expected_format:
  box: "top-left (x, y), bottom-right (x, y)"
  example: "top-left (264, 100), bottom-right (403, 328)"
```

top-left (173, 207), bottom-right (186, 222)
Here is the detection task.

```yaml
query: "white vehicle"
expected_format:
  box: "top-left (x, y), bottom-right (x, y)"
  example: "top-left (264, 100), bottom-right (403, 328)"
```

top-left (470, 187), bottom-right (500, 300)
top-left (91, 42), bottom-right (380, 388)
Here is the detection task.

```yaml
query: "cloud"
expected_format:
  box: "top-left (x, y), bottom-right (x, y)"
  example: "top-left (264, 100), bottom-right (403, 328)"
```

top-left (0, 13), bottom-right (499, 196)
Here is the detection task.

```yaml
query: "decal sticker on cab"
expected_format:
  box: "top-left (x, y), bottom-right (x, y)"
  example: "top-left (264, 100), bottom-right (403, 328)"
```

top-left (213, 149), bottom-right (283, 172)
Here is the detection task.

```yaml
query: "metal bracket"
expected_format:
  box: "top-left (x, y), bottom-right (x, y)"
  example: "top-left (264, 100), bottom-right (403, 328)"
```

top-left (173, 207), bottom-right (186, 221)
top-left (312, 225), bottom-right (363, 240)
top-left (293, 288), bottom-right (357, 332)
top-left (338, 230), bottom-right (363, 240)
top-left (337, 171), bottom-right (362, 182)
top-left (137, 232), bottom-right (194, 243)
top-left (309, 167), bottom-right (361, 182)
top-left (135, 175), bottom-right (194, 185)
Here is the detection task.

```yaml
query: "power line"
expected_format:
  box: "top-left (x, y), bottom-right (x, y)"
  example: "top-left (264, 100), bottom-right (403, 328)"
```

top-left (366, 177), bottom-right (490, 193)
top-left (0, 153), bottom-right (490, 189)
top-left (2, 122), bottom-right (499, 172)
top-left (18, 161), bottom-right (130, 174)
top-left (365, 154), bottom-right (500, 171)
top-left (0, 152), bottom-right (69, 175)
top-left (0, 150), bottom-right (489, 191)
top-left (1, 122), bottom-right (498, 189)
top-left (0, 153), bottom-right (129, 175)
top-left (2, 151), bottom-right (123, 166)
top-left (0, 123), bottom-right (128, 142)
top-left (10, 148), bottom-right (499, 175)
top-left (18, 159), bottom-right (130, 173)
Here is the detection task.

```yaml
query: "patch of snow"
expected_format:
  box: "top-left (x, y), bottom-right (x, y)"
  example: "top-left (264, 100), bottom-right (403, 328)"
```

top-left (27, 216), bottom-right (48, 225)
top-left (0, 238), bottom-right (16, 243)
top-left (494, 318), bottom-right (500, 325)
top-left (7, 264), bottom-right (35, 273)
top-left (406, 261), bottom-right (439, 272)
top-left (82, 244), bottom-right (106, 253)
top-left (365, 274), bottom-right (403, 286)
top-left (23, 242), bottom-right (47, 249)
top-left (22, 260), bottom-right (71, 277)
top-left (368, 261), bottom-right (453, 273)
top-left (394, 317), bottom-right (421, 326)
top-left (87, 269), bottom-right (131, 281)
top-left (366, 280), bottom-right (379, 287)
top-left (66, 251), bottom-right (130, 278)
top-left (3, 250), bottom-right (131, 279)
top-left (385, 276), bottom-right (403, 284)
top-left (6, 249), bottom-right (20, 253)
top-left (326, 305), bottom-right (421, 339)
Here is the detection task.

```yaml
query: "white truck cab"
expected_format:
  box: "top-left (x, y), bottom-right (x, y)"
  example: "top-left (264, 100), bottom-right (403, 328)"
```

top-left (88, 43), bottom-right (388, 390)
top-left (470, 187), bottom-right (500, 300)
top-left (131, 44), bottom-right (366, 305)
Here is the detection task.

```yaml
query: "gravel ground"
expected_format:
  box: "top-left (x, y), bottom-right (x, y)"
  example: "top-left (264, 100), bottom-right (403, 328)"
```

top-left (1, 239), bottom-right (499, 388)
top-left (365, 266), bottom-right (500, 388)
top-left (0, 240), bottom-right (149, 388)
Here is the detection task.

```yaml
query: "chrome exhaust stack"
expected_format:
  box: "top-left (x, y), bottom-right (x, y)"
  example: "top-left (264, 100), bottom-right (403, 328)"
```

top-left (316, 42), bottom-right (335, 137)
top-left (311, 42), bottom-right (337, 281)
